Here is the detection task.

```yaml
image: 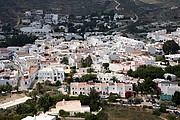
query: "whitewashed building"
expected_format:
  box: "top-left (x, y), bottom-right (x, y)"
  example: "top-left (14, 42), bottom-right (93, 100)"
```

top-left (38, 66), bottom-right (64, 83)
top-left (22, 114), bottom-right (56, 120)
top-left (158, 81), bottom-right (180, 95)
top-left (47, 99), bottom-right (90, 116)
top-left (70, 82), bottom-right (133, 97)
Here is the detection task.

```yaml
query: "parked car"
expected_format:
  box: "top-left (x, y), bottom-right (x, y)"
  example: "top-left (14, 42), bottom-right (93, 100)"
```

top-left (146, 98), bottom-right (150, 102)
top-left (169, 106), bottom-right (178, 110)
top-left (153, 103), bottom-right (160, 107)
top-left (174, 111), bottom-right (180, 116)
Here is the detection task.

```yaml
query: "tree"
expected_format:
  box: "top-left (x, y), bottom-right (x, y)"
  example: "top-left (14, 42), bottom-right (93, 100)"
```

top-left (108, 93), bottom-right (117, 102)
top-left (96, 111), bottom-right (108, 120)
top-left (102, 63), bottom-right (109, 70)
top-left (132, 83), bottom-right (138, 97)
top-left (81, 74), bottom-right (97, 82)
top-left (111, 76), bottom-right (118, 83)
top-left (14, 86), bottom-right (19, 91)
top-left (165, 65), bottom-right (180, 77)
top-left (85, 113), bottom-right (97, 120)
top-left (159, 105), bottom-right (167, 113)
top-left (178, 82), bottom-right (180, 86)
top-left (36, 83), bottom-right (43, 94)
top-left (168, 114), bottom-right (177, 120)
top-left (127, 69), bottom-right (133, 76)
top-left (78, 95), bottom-right (90, 105)
top-left (152, 109), bottom-right (161, 116)
top-left (16, 99), bottom-right (37, 115)
top-left (55, 81), bottom-right (61, 86)
top-left (44, 46), bottom-right (49, 50)
top-left (167, 75), bottom-right (172, 81)
top-left (61, 57), bottom-right (69, 65)
top-left (45, 80), bottom-right (52, 86)
top-left (37, 94), bottom-right (54, 112)
top-left (142, 77), bottom-right (157, 94)
top-left (172, 91), bottom-right (180, 105)
top-left (0, 35), bottom-right (37, 48)
top-left (130, 65), bottom-right (164, 79)
top-left (87, 68), bottom-right (94, 73)
top-left (89, 88), bottom-right (100, 111)
top-left (163, 40), bottom-right (179, 54)
top-left (81, 55), bottom-right (93, 67)
top-left (59, 109), bottom-right (70, 117)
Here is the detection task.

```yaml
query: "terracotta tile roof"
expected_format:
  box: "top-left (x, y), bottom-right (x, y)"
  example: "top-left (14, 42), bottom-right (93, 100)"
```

top-left (29, 66), bottom-right (38, 75)
top-left (41, 60), bottom-right (57, 63)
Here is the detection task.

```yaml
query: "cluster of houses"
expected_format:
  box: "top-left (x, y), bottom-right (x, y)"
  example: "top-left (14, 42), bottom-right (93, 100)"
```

top-left (1, 9), bottom-right (180, 117)
top-left (70, 82), bottom-right (132, 98)
top-left (0, 28), bottom-right (180, 96)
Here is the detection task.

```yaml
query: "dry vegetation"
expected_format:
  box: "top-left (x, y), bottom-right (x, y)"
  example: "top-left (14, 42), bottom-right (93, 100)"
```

top-left (0, 93), bottom-right (26, 104)
top-left (105, 105), bottom-right (162, 120)
top-left (139, 0), bottom-right (161, 4)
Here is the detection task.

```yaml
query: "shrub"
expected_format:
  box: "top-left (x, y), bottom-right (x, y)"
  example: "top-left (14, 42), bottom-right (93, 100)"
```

top-left (152, 109), bottom-right (161, 116)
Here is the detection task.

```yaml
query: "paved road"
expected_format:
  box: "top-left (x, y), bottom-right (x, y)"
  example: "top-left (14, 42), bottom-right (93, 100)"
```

top-left (114, 0), bottom-right (121, 11)
top-left (0, 96), bottom-right (31, 109)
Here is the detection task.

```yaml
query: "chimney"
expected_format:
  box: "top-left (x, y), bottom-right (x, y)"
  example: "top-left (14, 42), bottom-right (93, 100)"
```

top-left (62, 99), bottom-right (65, 105)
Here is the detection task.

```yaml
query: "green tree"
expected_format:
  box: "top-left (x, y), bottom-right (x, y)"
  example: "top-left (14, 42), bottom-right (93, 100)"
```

top-left (37, 94), bottom-right (54, 112)
top-left (16, 99), bottom-right (37, 115)
top-left (96, 111), bottom-right (108, 120)
top-left (102, 63), bottom-right (109, 70)
top-left (108, 93), bottom-right (117, 102)
top-left (85, 113), bottom-right (97, 120)
top-left (165, 65), bottom-right (180, 77)
top-left (159, 105), bottom-right (167, 113)
top-left (87, 68), bottom-right (94, 73)
top-left (156, 55), bottom-right (165, 62)
top-left (0, 35), bottom-right (37, 47)
top-left (167, 75), bottom-right (172, 81)
top-left (78, 95), bottom-right (90, 105)
top-left (45, 80), bottom-right (52, 86)
top-left (152, 109), bottom-right (161, 116)
top-left (36, 83), bottom-right (43, 94)
top-left (132, 83), bottom-right (138, 97)
top-left (44, 46), bottom-right (49, 50)
top-left (178, 82), bottom-right (180, 86)
top-left (168, 114), bottom-right (177, 120)
top-left (89, 88), bottom-right (100, 111)
top-left (81, 55), bottom-right (93, 67)
top-left (172, 91), bottom-right (180, 105)
top-left (81, 74), bottom-right (97, 82)
top-left (14, 86), bottom-right (19, 91)
top-left (59, 109), bottom-right (70, 117)
top-left (131, 65), bottom-right (164, 79)
top-left (163, 40), bottom-right (179, 54)
top-left (111, 76), bottom-right (118, 83)
top-left (61, 57), bottom-right (69, 65)
top-left (55, 81), bottom-right (61, 86)
top-left (142, 77), bottom-right (157, 94)
top-left (127, 69), bottom-right (133, 76)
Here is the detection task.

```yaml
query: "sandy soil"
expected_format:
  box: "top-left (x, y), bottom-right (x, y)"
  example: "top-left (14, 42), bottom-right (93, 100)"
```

top-left (0, 93), bottom-right (26, 104)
